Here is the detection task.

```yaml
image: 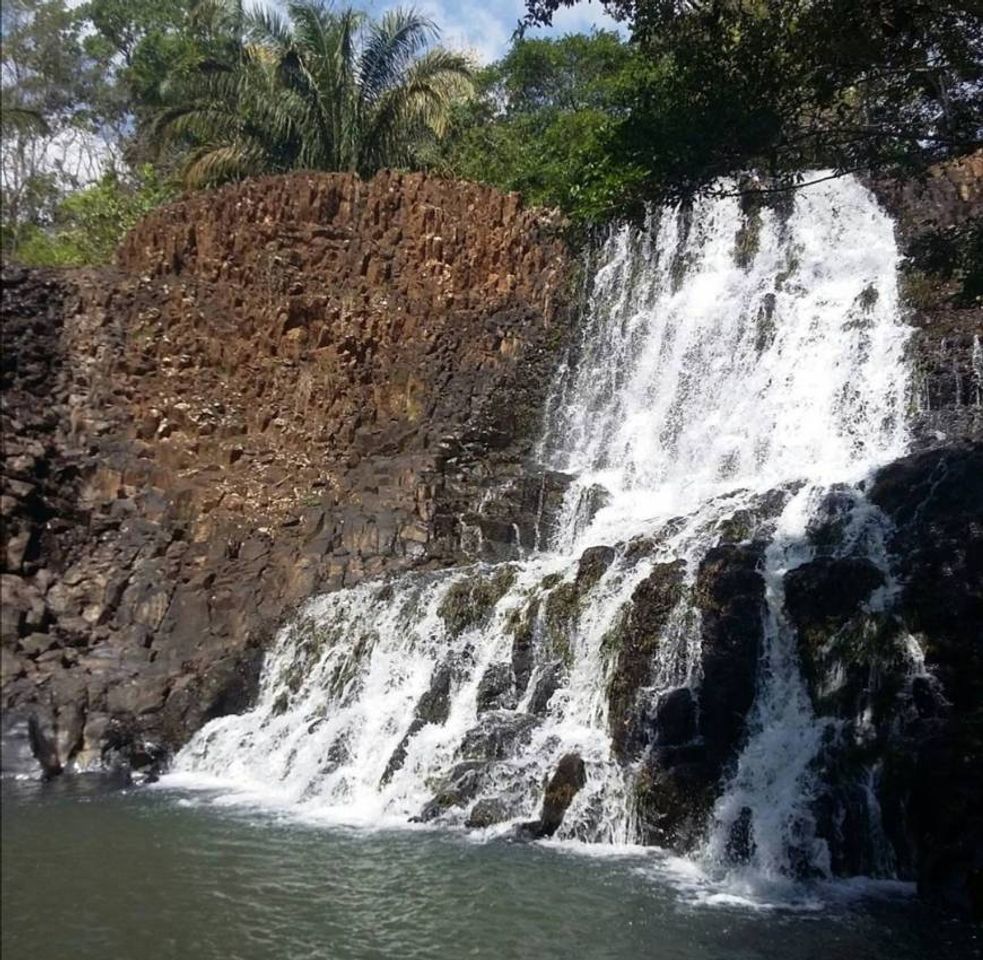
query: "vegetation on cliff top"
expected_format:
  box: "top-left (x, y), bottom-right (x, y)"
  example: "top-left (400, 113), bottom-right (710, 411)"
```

top-left (2, 0), bottom-right (981, 263)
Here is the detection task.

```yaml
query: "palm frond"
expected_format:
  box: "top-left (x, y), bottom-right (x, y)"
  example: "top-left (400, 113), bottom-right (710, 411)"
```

top-left (152, 1), bottom-right (474, 185)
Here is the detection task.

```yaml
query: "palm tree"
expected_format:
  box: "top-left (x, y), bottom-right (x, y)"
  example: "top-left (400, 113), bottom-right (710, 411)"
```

top-left (155, 0), bottom-right (474, 187)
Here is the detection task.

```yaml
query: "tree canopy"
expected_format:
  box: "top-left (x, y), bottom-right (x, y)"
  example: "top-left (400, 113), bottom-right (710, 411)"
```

top-left (2, 0), bottom-right (980, 264)
top-left (521, 0), bottom-right (983, 200)
top-left (154, 2), bottom-right (474, 187)
top-left (436, 31), bottom-right (650, 220)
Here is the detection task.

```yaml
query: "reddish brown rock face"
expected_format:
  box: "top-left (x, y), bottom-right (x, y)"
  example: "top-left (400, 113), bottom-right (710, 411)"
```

top-left (0, 172), bottom-right (573, 775)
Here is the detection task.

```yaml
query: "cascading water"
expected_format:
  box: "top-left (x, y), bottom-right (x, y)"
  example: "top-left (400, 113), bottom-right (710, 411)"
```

top-left (173, 176), bottom-right (914, 887)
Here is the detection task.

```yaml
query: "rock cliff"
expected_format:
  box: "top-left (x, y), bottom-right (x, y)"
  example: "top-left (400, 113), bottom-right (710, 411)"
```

top-left (1, 171), bottom-right (572, 775)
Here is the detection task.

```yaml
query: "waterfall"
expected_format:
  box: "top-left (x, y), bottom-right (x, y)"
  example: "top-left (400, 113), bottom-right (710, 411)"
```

top-left (172, 176), bottom-right (913, 883)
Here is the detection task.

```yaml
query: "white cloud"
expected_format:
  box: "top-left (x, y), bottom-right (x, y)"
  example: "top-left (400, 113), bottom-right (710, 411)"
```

top-left (363, 0), bottom-right (624, 63)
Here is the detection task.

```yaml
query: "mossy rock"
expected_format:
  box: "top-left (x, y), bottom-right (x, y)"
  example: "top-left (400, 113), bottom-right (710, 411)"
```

top-left (796, 609), bottom-right (907, 719)
top-left (632, 749), bottom-right (715, 851)
top-left (506, 597), bottom-right (541, 696)
top-left (734, 188), bottom-right (764, 269)
top-left (899, 267), bottom-right (945, 310)
top-left (607, 561), bottom-right (686, 759)
top-left (438, 566), bottom-right (517, 637)
top-left (576, 545), bottom-right (616, 590)
top-left (542, 580), bottom-right (581, 667)
top-left (540, 572), bottom-right (564, 591)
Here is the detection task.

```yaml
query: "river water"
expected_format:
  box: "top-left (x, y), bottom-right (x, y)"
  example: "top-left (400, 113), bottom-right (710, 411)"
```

top-left (2, 778), bottom-right (979, 960)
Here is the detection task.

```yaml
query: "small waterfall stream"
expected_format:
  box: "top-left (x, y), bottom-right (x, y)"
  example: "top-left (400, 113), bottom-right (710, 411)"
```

top-left (173, 176), bottom-right (915, 885)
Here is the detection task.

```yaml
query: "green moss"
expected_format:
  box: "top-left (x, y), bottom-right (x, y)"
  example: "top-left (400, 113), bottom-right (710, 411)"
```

top-left (542, 581), bottom-right (581, 667)
top-left (599, 608), bottom-right (630, 658)
top-left (540, 572), bottom-right (564, 591)
top-left (438, 566), bottom-right (518, 636)
top-left (799, 612), bottom-right (908, 720)
top-left (899, 268), bottom-right (943, 310)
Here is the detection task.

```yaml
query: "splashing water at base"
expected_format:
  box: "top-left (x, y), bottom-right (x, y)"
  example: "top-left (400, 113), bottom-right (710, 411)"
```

top-left (171, 175), bottom-right (916, 897)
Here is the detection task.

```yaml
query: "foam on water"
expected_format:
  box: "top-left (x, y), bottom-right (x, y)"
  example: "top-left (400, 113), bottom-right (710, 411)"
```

top-left (169, 175), bottom-right (916, 905)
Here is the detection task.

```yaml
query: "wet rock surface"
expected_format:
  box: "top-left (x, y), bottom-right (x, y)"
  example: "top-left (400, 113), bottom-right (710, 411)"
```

top-left (518, 752), bottom-right (586, 839)
top-left (1, 172), bottom-right (572, 778)
top-left (869, 445), bottom-right (983, 916)
top-left (693, 544), bottom-right (765, 765)
top-left (775, 444), bottom-right (982, 917)
top-left (871, 152), bottom-right (982, 451)
top-left (630, 544), bottom-right (765, 851)
top-left (606, 560), bottom-right (686, 760)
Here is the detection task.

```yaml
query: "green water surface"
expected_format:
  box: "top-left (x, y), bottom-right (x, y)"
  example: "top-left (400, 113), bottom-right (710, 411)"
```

top-left (2, 778), bottom-right (978, 960)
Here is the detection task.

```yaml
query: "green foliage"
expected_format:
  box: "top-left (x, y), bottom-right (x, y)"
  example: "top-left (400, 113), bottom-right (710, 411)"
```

top-left (152, 1), bottom-right (474, 187)
top-left (438, 32), bottom-right (649, 221)
top-left (5, 0), bottom-right (980, 251)
top-left (524, 1), bottom-right (983, 205)
top-left (10, 166), bottom-right (176, 266)
top-left (1, 0), bottom-right (121, 247)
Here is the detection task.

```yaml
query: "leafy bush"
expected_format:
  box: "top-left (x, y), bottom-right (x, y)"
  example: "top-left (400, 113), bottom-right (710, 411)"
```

top-left (10, 165), bottom-right (175, 267)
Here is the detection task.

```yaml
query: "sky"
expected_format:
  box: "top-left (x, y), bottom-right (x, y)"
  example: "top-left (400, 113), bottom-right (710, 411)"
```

top-left (360, 1), bottom-right (622, 63)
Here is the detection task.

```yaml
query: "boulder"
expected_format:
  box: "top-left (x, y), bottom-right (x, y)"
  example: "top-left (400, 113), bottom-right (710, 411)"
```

top-left (520, 753), bottom-right (587, 839)
top-left (694, 543), bottom-right (765, 765)
top-left (606, 560), bottom-right (686, 760)
top-left (466, 797), bottom-right (511, 828)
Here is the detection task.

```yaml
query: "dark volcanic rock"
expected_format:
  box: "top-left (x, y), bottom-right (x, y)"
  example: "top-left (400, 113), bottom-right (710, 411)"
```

top-left (458, 712), bottom-right (539, 762)
top-left (870, 152), bottom-right (982, 450)
top-left (381, 665), bottom-right (454, 784)
top-left (414, 762), bottom-right (485, 822)
top-left (653, 687), bottom-right (697, 747)
top-left (630, 543), bottom-right (765, 855)
top-left (869, 446), bottom-right (983, 712)
top-left (785, 557), bottom-right (885, 636)
top-left (784, 556), bottom-right (887, 712)
top-left (1, 171), bottom-right (572, 778)
top-left (576, 545), bottom-right (616, 590)
top-left (476, 663), bottom-right (516, 713)
top-left (527, 664), bottom-right (562, 716)
top-left (606, 560), bottom-right (686, 760)
top-left (521, 752), bottom-right (587, 839)
top-left (869, 445), bottom-right (983, 917)
top-left (694, 543), bottom-right (765, 765)
top-left (633, 745), bottom-right (717, 849)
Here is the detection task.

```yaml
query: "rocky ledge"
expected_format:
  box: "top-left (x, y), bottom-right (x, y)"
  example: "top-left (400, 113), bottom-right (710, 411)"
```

top-left (1, 171), bottom-right (573, 777)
